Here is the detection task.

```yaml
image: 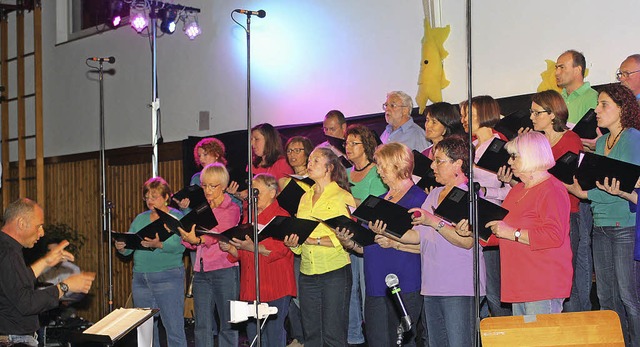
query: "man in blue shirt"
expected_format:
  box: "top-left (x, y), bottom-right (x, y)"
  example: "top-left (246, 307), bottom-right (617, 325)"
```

top-left (380, 91), bottom-right (429, 152)
top-left (617, 54), bottom-right (640, 100)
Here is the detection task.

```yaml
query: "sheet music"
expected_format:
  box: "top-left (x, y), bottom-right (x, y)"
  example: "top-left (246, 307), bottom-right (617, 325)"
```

top-left (83, 308), bottom-right (155, 340)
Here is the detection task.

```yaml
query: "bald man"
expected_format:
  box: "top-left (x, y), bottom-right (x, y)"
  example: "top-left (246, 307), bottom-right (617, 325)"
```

top-left (0, 198), bottom-right (94, 346)
top-left (617, 54), bottom-right (640, 100)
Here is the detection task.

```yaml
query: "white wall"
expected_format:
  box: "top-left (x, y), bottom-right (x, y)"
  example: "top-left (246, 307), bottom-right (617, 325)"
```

top-left (12, 0), bottom-right (640, 158)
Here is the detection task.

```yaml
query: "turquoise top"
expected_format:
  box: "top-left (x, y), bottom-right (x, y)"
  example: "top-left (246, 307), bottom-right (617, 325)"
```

top-left (121, 208), bottom-right (186, 273)
top-left (587, 128), bottom-right (640, 227)
top-left (347, 166), bottom-right (388, 203)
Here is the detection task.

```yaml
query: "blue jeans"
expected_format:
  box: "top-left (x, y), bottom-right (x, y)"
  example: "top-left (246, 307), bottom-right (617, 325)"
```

top-left (192, 266), bottom-right (239, 347)
top-left (423, 296), bottom-right (476, 347)
top-left (365, 290), bottom-right (423, 347)
top-left (592, 226), bottom-right (640, 347)
top-left (348, 253), bottom-right (365, 344)
top-left (482, 247), bottom-right (511, 317)
top-left (564, 206), bottom-right (593, 312)
top-left (246, 296), bottom-right (291, 347)
top-left (299, 264), bottom-right (351, 347)
top-left (512, 299), bottom-right (564, 315)
top-left (132, 266), bottom-right (187, 347)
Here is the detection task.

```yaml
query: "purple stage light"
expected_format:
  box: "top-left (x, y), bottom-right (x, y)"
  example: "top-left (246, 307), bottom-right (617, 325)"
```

top-left (184, 22), bottom-right (201, 40)
top-left (112, 16), bottom-right (122, 27)
top-left (131, 13), bottom-right (148, 32)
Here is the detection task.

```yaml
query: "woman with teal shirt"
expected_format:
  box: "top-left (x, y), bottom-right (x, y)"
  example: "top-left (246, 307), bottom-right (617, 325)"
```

top-left (567, 84), bottom-right (640, 347)
top-left (343, 125), bottom-right (387, 345)
top-left (115, 177), bottom-right (187, 347)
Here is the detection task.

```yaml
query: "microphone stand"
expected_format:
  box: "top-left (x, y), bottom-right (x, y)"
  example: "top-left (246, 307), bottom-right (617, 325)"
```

top-left (236, 11), bottom-right (261, 347)
top-left (106, 201), bottom-right (114, 313)
top-left (465, 0), bottom-right (481, 344)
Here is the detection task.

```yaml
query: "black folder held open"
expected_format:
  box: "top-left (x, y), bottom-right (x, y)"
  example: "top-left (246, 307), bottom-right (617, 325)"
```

top-left (575, 151), bottom-right (640, 194)
top-left (172, 185), bottom-right (207, 209)
top-left (259, 216), bottom-right (319, 245)
top-left (111, 217), bottom-right (175, 251)
top-left (476, 137), bottom-right (510, 174)
top-left (494, 109), bottom-right (534, 140)
top-left (351, 195), bottom-right (414, 238)
top-left (156, 204), bottom-right (218, 235)
top-left (315, 215), bottom-right (376, 247)
top-left (412, 150), bottom-right (441, 190)
top-left (433, 186), bottom-right (509, 242)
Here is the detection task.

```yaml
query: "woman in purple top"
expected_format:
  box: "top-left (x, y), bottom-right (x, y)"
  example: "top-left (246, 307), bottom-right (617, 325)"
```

top-left (341, 142), bottom-right (426, 347)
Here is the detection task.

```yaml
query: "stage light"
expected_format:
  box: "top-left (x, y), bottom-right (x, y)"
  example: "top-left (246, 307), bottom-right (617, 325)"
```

top-left (107, 0), bottom-right (125, 29)
top-left (184, 15), bottom-right (201, 40)
top-left (130, 6), bottom-right (148, 33)
top-left (159, 9), bottom-right (178, 34)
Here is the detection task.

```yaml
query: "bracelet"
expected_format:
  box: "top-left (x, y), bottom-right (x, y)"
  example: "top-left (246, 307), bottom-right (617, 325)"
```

top-left (349, 240), bottom-right (356, 250)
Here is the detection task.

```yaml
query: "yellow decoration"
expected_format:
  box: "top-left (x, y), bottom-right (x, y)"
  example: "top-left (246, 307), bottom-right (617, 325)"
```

top-left (416, 19), bottom-right (450, 113)
top-left (537, 59), bottom-right (561, 93)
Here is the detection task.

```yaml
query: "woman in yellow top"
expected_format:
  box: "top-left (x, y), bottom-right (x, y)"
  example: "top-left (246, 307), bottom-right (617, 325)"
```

top-left (283, 147), bottom-right (355, 347)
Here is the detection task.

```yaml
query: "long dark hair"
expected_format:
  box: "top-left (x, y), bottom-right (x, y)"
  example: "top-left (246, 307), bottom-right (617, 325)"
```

top-left (252, 123), bottom-right (285, 168)
top-left (314, 147), bottom-right (351, 192)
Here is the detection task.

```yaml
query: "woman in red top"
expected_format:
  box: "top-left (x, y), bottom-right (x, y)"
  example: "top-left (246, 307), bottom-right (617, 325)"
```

top-left (529, 90), bottom-right (590, 312)
top-left (481, 131), bottom-right (572, 315)
top-left (220, 173), bottom-right (295, 347)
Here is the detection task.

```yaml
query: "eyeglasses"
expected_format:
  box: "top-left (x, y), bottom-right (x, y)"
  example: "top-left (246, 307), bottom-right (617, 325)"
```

top-left (509, 153), bottom-right (519, 160)
top-left (616, 69), bottom-right (640, 80)
top-left (434, 158), bottom-right (453, 165)
top-left (202, 183), bottom-right (221, 191)
top-left (143, 195), bottom-right (163, 201)
top-left (286, 148), bottom-right (305, 154)
top-left (529, 109), bottom-right (550, 117)
top-left (382, 103), bottom-right (408, 111)
top-left (344, 141), bottom-right (363, 148)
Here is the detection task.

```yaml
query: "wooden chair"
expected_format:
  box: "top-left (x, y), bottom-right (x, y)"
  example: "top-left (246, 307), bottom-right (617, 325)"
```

top-left (480, 310), bottom-right (624, 346)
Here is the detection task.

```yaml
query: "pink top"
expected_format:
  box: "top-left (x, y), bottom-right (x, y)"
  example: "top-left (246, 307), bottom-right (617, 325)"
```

top-left (182, 194), bottom-right (240, 272)
top-left (252, 156), bottom-right (294, 181)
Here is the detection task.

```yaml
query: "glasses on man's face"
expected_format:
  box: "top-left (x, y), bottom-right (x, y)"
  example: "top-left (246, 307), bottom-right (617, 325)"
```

top-left (529, 109), bottom-right (550, 117)
top-left (202, 183), bottom-right (221, 191)
top-left (286, 148), bottom-right (305, 154)
top-left (344, 141), bottom-right (363, 148)
top-left (382, 103), bottom-right (408, 111)
top-left (616, 69), bottom-right (640, 80)
top-left (143, 195), bottom-right (163, 202)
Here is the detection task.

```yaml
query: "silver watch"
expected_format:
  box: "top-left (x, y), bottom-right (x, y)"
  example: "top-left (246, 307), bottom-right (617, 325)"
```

top-left (59, 282), bottom-right (69, 294)
top-left (435, 220), bottom-right (446, 232)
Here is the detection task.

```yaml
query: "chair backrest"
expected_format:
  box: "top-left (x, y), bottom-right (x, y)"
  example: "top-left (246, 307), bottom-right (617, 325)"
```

top-left (480, 310), bottom-right (624, 346)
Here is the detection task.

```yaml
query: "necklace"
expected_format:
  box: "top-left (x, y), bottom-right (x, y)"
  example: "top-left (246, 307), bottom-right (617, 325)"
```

top-left (353, 161), bottom-right (372, 172)
top-left (516, 189), bottom-right (530, 204)
top-left (386, 181), bottom-right (410, 201)
top-left (606, 128), bottom-right (624, 150)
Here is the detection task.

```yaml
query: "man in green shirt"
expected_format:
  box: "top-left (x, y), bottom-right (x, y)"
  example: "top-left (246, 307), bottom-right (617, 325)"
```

top-left (555, 50), bottom-right (598, 126)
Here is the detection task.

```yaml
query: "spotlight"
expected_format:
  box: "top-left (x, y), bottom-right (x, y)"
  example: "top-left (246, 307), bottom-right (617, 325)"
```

top-left (183, 15), bottom-right (201, 40)
top-left (130, 6), bottom-right (148, 33)
top-left (159, 9), bottom-right (178, 34)
top-left (107, 0), bottom-right (125, 29)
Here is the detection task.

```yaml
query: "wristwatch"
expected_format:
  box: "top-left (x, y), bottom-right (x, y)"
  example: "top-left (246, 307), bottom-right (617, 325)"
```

top-left (59, 282), bottom-right (69, 294)
top-left (435, 220), bottom-right (446, 232)
top-left (514, 229), bottom-right (521, 242)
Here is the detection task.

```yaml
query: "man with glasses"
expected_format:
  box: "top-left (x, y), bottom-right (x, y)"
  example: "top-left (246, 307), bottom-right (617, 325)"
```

top-left (380, 91), bottom-right (429, 152)
top-left (617, 54), bottom-right (640, 100)
top-left (554, 50), bottom-right (598, 126)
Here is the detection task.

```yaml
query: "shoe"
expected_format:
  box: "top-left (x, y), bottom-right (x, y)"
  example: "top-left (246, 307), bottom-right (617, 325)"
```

top-left (287, 339), bottom-right (304, 347)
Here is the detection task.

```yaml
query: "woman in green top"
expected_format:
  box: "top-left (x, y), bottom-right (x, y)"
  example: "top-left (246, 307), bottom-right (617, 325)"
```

top-left (114, 177), bottom-right (187, 347)
top-left (342, 124), bottom-right (387, 344)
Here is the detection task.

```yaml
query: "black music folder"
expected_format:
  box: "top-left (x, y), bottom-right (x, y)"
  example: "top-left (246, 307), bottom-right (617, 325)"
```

top-left (156, 204), bottom-right (218, 234)
top-left (172, 185), bottom-right (207, 209)
top-left (259, 216), bottom-right (319, 245)
top-left (289, 174), bottom-right (315, 187)
top-left (206, 223), bottom-right (258, 243)
top-left (316, 215), bottom-right (376, 247)
top-left (326, 135), bottom-right (346, 151)
top-left (494, 109), bottom-right (533, 140)
top-left (575, 151), bottom-right (640, 193)
top-left (433, 186), bottom-right (509, 242)
top-left (351, 195), bottom-right (413, 238)
top-left (476, 137), bottom-right (510, 174)
top-left (412, 150), bottom-right (440, 189)
top-left (548, 151), bottom-right (579, 185)
top-left (111, 218), bottom-right (174, 250)
top-left (277, 179), bottom-right (307, 217)
top-left (570, 109), bottom-right (609, 139)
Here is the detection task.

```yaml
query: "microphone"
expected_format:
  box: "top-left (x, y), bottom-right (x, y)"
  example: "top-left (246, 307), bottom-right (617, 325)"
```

top-left (88, 56), bottom-right (115, 64)
top-left (385, 273), bottom-right (412, 332)
top-left (233, 9), bottom-right (266, 18)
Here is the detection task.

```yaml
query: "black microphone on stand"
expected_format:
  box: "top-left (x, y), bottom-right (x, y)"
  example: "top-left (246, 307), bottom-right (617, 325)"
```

top-left (88, 56), bottom-right (116, 64)
top-left (385, 273), bottom-right (412, 332)
top-left (233, 9), bottom-right (266, 18)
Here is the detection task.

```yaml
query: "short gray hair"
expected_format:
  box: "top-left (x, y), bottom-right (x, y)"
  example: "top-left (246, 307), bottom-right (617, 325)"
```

top-left (387, 91), bottom-right (414, 109)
